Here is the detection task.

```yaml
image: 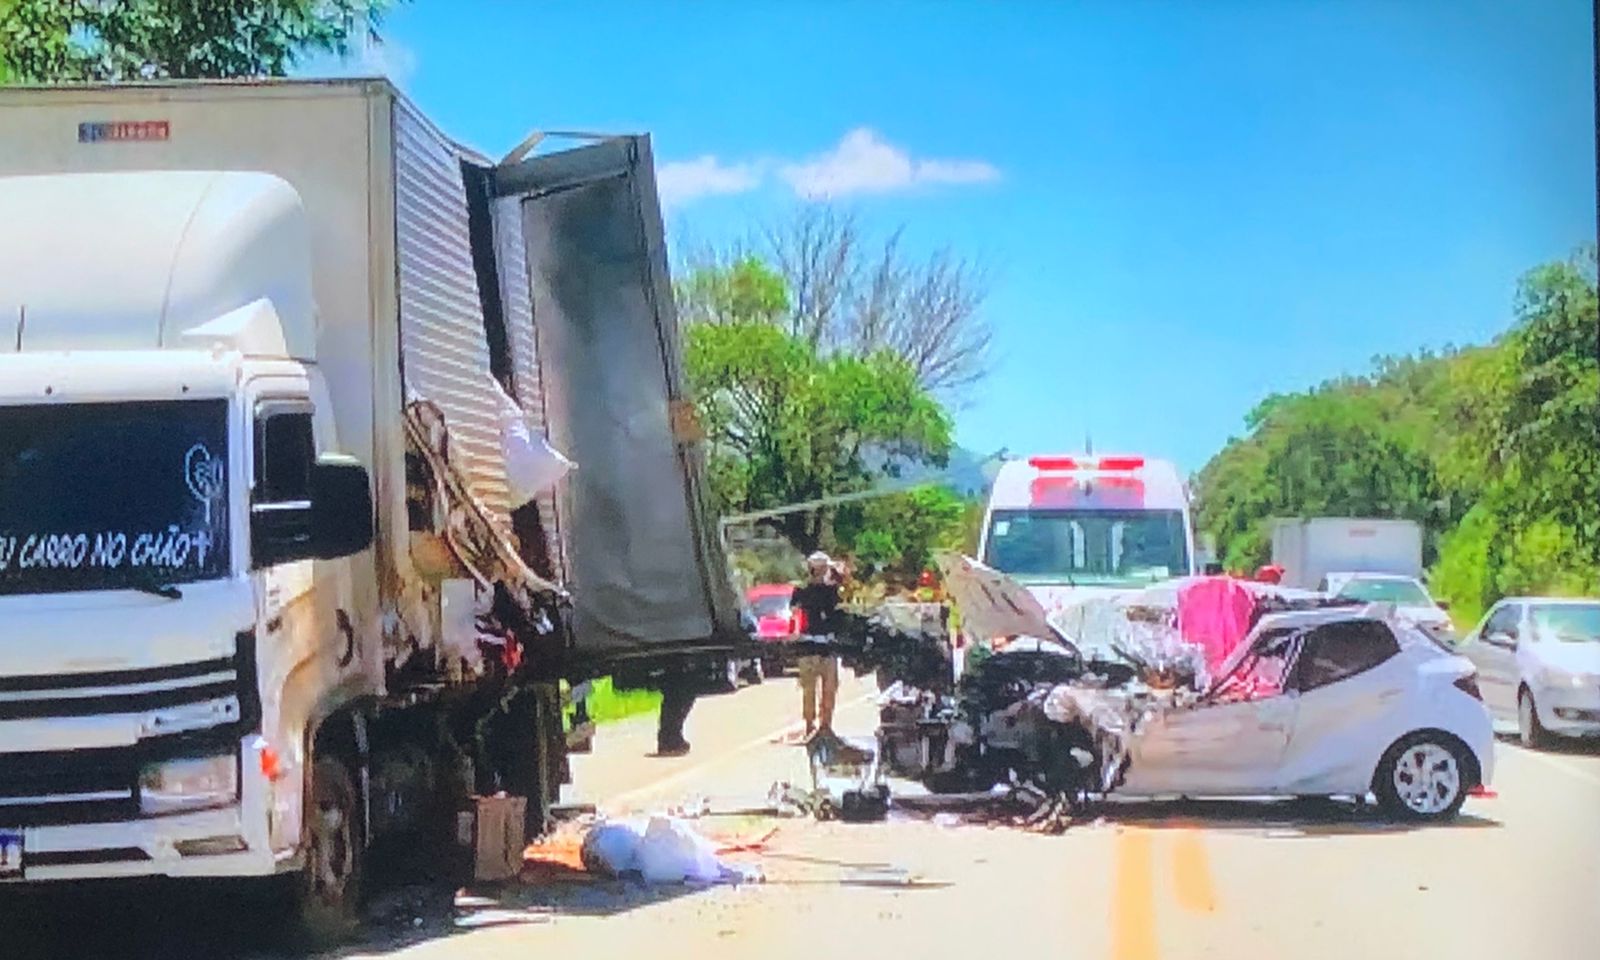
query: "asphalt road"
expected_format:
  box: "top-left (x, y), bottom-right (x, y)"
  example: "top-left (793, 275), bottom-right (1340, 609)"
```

top-left (3, 673), bottom-right (1597, 960)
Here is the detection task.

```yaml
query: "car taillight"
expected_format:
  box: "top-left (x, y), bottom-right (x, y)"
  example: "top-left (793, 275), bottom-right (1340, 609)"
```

top-left (791, 609), bottom-right (807, 634)
top-left (1453, 674), bottom-right (1483, 701)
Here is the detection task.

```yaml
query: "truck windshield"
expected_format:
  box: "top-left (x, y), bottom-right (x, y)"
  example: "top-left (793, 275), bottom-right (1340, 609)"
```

top-left (983, 508), bottom-right (1190, 586)
top-left (0, 400), bottom-right (231, 596)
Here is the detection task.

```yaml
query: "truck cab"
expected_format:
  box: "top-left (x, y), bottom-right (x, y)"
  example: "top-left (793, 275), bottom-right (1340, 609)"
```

top-left (0, 171), bottom-right (373, 884)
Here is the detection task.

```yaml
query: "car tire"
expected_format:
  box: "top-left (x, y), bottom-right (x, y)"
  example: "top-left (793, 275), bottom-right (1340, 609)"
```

top-left (1373, 733), bottom-right (1471, 823)
top-left (290, 757), bottom-right (364, 944)
top-left (1517, 687), bottom-right (1551, 749)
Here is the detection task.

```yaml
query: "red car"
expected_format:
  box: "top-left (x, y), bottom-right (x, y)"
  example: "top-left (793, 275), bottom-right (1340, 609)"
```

top-left (747, 583), bottom-right (805, 672)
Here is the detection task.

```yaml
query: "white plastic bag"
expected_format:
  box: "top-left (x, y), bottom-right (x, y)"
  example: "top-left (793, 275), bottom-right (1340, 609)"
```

top-left (635, 816), bottom-right (724, 884)
top-left (579, 820), bottom-right (645, 877)
top-left (492, 380), bottom-right (574, 508)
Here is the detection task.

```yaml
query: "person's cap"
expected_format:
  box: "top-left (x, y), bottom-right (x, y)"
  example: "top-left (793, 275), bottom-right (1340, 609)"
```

top-left (806, 551), bottom-right (832, 567)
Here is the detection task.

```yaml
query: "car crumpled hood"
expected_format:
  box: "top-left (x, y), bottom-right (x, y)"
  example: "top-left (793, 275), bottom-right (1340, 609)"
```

top-left (934, 552), bottom-right (1075, 653)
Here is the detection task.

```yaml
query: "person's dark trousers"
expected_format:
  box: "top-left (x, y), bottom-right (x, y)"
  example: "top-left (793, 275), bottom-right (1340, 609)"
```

top-left (656, 673), bottom-right (697, 755)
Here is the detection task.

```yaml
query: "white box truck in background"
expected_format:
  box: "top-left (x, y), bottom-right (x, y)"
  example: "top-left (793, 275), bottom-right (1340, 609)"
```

top-left (1270, 518), bottom-right (1424, 591)
top-left (0, 79), bottom-right (742, 927)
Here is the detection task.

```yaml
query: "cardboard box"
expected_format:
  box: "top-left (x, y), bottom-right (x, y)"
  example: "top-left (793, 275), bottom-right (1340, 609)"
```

top-left (456, 794), bottom-right (528, 882)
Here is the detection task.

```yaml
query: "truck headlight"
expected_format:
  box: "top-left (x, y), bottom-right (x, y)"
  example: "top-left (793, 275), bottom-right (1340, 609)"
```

top-left (139, 754), bottom-right (238, 816)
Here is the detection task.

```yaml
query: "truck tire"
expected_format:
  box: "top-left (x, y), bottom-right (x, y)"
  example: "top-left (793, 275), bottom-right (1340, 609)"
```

top-left (293, 757), bottom-right (364, 943)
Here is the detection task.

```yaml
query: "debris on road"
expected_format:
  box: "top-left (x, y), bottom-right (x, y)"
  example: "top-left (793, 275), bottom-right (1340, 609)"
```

top-left (574, 816), bottom-right (764, 884)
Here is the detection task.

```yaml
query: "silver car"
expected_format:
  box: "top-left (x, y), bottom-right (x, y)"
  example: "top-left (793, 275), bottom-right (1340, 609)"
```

top-left (1461, 598), bottom-right (1600, 747)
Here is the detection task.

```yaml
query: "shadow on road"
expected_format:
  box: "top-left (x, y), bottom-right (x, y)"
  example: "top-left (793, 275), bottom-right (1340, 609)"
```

top-left (1102, 797), bottom-right (1502, 837)
top-left (1496, 730), bottom-right (1600, 757)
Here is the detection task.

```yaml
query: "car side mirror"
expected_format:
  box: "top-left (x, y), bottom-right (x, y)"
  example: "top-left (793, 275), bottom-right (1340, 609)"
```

top-left (310, 454), bottom-right (374, 560)
top-left (1486, 631), bottom-right (1517, 650)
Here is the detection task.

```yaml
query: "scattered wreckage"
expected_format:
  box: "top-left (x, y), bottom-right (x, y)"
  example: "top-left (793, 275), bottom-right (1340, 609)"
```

top-left (795, 554), bottom-right (1494, 828)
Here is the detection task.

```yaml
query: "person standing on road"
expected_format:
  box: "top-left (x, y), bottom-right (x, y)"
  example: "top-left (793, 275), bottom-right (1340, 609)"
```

top-left (791, 551), bottom-right (845, 741)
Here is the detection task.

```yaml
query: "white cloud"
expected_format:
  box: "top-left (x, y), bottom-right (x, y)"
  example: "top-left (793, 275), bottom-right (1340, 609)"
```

top-left (657, 155), bottom-right (764, 208)
top-left (353, 36), bottom-right (418, 84)
top-left (294, 32), bottom-right (417, 85)
top-left (657, 129), bottom-right (1000, 207)
top-left (779, 128), bottom-right (1000, 200)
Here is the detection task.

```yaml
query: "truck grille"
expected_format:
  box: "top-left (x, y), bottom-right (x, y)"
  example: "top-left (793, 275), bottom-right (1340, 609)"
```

top-left (0, 747), bottom-right (139, 826)
top-left (0, 634), bottom-right (256, 827)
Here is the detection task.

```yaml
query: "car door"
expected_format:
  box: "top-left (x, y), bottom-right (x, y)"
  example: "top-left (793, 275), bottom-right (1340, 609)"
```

top-left (1467, 603), bottom-right (1522, 718)
top-left (1121, 632), bottom-right (1299, 796)
top-left (1277, 619), bottom-right (1407, 794)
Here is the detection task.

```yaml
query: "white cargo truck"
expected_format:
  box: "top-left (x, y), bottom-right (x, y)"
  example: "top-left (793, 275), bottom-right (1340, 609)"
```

top-left (1270, 518), bottom-right (1424, 591)
top-left (0, 79), bottom-right (742, 926)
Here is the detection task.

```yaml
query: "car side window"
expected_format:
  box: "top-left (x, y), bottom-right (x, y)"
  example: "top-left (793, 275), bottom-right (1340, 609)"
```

top-left (1483, 604), bottom-right (1520, 643)
top-left (1292, 620), bottom-right (1401, 692)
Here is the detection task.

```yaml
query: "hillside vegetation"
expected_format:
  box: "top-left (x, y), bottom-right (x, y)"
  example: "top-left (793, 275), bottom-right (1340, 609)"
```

top-left (1195, 248), bottom-right (1598, 624)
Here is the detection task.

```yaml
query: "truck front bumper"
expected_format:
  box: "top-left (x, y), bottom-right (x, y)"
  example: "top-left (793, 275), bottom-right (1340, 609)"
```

top-left (5, 805), bottom-right (285, 883)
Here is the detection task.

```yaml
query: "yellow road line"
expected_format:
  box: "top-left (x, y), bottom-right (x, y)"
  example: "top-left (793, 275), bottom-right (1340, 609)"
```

top-left (1172, 828), bottom-right (1217, 915)
top-left (1111, 829), bottom-right (1158, 960)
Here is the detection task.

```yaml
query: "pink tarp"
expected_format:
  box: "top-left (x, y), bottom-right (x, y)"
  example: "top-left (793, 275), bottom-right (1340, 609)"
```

top-left (1176, 576), bottom-right (1257, 670)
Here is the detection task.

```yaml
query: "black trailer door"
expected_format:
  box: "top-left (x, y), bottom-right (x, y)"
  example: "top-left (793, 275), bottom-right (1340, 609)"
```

top-left (492, 136), bottom-right (742, 662)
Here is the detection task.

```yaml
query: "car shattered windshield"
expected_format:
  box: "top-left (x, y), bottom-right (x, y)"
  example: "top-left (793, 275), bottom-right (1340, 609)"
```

top-left (1532, 604), bottom-right (1600, 643)
top-left (983, 508), bottom-right (1189, 586)
top-left (0, 400), bottom-right (231, 596)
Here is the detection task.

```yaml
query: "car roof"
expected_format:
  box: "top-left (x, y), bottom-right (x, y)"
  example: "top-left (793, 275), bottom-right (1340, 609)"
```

top-left (746, 583), bottom-right (794, 598)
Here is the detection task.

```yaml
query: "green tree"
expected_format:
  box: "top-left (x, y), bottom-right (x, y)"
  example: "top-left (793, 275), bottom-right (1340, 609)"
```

top-left (833, 486), bottom-right (967, 580)
top-left (686, 319), bottom-right (952, 553)
top-left (680, 259), bottom-right (953, 556)
top-left (1195, 247), bottom-right (1598, 616)
top-left (0, 0), bottom-right (394, 82)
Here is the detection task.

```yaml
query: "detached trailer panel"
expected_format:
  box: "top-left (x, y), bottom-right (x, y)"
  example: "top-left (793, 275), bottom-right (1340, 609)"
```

top-left (494, 139), bottom-right (743, 660)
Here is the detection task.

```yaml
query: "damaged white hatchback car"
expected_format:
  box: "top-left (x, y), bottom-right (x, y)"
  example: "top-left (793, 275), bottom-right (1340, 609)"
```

top-left (936, 558), bottom-right (1496, 823)
top-left (1107, 606), bottom-right (1495, 819)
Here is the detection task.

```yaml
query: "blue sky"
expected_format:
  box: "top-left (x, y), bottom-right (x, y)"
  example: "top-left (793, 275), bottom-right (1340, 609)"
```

top-left (337, 0), bottom-right (1595, 474)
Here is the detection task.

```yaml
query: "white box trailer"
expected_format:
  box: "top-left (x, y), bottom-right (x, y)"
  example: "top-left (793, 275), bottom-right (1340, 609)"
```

top-left (0, 79), bottom-right (741, 921)
top-left (1270, 517), bottom-right (1424, 590)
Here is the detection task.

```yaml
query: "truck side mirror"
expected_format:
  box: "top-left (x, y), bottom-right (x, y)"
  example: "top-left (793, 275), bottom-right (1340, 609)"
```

top-left (310, 454), bottom-right (374, 560)
top-left (251, 454), bottom-right (372, 568)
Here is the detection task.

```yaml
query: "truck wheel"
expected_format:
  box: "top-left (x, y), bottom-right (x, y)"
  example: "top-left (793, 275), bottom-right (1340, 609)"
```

top-left (294, 758), bottom-right (364, 942)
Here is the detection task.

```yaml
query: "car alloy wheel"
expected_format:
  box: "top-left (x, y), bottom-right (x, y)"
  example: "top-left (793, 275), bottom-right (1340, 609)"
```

top-left (1389, 742), bottom-right (1462, 817)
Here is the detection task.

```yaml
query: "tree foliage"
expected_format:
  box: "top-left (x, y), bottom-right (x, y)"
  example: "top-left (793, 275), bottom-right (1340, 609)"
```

top-left (0, 0), bottom-right (393, 81)
top-left (680, 206), bottom-right (993, 396)
top-left (833, 486), bottom-right (967, 580)
top-left (682, 258), bottom-right (954, 559)
top-left (1194, 247), bottom-right (1599, 620)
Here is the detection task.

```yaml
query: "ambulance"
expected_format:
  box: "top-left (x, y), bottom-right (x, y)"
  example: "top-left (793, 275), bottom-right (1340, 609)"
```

top-left (970, 454), bottom-right (1196, 655)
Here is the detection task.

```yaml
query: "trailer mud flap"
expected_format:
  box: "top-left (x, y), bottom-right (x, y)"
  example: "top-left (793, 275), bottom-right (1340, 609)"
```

top-left (490, 137), bottom-right (742, 662)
